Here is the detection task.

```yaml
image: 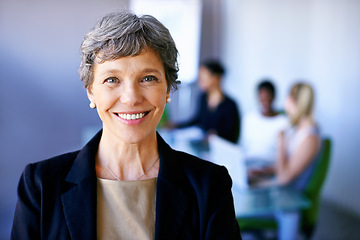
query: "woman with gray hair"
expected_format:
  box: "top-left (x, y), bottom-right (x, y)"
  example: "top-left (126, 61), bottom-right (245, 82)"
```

top-left (11, 11), bottom-right (241, 239)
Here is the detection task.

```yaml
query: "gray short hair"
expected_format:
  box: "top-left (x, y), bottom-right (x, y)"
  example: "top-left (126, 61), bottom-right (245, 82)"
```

top-left (79, 11), bottom-right (180, 91)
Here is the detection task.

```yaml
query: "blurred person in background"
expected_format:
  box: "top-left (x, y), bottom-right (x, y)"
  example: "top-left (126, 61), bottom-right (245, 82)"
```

top-left (11, 11), bottom-right (241, 240)
top-left (249, 82), bottom-right (321, 190)
top-left (242, 80), bottom-right (289, 173)
top-left (173, 59), bottom-right (241, 143)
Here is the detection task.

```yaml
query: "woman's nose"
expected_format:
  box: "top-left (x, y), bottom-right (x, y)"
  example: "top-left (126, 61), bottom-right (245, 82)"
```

top-left (119, 83), bottom-right (143, 106)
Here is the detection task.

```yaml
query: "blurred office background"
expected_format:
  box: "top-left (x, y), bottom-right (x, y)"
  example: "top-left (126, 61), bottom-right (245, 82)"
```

top-left (1, 0), bottom-right (360, 239)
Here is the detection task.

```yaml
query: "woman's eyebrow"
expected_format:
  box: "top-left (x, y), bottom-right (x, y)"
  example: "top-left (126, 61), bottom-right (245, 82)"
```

top-left (141, 68), bottom-right (163, 76)
top-left (96, 67), bottom-right (163, 77)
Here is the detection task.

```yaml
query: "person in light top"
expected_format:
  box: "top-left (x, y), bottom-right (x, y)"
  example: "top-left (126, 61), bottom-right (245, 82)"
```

top-left (242, 80), bottom-right (289, 164)
top-left (249, 82), bottom-right (321, 190)
top-left (276, 82), bottom-right (321, 189)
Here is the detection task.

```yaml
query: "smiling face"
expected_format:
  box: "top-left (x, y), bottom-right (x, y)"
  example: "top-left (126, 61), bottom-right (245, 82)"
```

top-left (88, 48), bottom-right (169, 144)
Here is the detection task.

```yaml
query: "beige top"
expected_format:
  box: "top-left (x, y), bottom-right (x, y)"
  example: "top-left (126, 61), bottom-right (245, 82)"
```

top-left (97, 178), bottom-right (157, 240)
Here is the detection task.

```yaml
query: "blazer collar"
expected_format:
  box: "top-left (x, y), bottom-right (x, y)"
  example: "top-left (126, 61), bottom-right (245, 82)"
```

top-left (61, 130), bottom-right (191, 240)
top-left (64, 130), bottom-right (101, 183)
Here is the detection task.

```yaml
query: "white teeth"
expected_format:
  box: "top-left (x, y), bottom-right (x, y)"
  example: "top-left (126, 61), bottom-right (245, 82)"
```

top-left (118, 113), bottom-right (146, 120)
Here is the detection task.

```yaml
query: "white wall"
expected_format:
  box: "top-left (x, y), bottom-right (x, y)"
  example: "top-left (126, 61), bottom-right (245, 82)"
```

top-left (221, 0), bottom-right (360, 215)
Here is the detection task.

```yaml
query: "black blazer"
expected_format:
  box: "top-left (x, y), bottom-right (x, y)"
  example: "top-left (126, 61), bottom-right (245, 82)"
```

top-left (11, 131), bottom-right (241, 240)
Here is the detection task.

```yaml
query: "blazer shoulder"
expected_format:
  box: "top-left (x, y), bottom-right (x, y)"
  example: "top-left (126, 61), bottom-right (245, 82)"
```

top-left (173, 150), bottom-right (231, 186)
top-left (180, 150), bottom-right (218, 166)
top-left (24, 151), bottom-right (80, 181)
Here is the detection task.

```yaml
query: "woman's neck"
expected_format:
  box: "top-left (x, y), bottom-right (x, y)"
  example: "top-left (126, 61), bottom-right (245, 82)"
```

top-left (96, 128), bottom-right (159, 181)
top-left (296, 116), bottom-right (314, 130)
top-left (261, 109), bottom-right (278, 117)
top-left (207, 87), bottom-right (224, 109)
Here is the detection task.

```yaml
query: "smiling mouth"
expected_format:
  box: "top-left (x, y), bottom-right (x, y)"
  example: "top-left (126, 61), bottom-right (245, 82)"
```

top-left (116, 111), bottom-right (150, 120)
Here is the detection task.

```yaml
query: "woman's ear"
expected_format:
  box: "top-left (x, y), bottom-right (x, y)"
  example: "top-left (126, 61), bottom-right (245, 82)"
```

top-left (87, 89), bottom-right (94, 103)
top-left (165, 88), bottom-right (171, 104)
top-left (87, 90), bottom-right (97, 109)
top-left (87, 89), bottom-right (97, 108)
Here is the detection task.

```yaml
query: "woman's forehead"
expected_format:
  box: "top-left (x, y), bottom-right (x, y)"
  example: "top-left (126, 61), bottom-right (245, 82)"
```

top-left (94, 49), bottom-right (164, 76)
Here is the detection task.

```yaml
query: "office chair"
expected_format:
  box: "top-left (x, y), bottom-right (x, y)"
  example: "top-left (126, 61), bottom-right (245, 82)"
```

top-left (301, 137), bottom-right (332, 237)
top-left (237, 138), bottom-right (332, 239)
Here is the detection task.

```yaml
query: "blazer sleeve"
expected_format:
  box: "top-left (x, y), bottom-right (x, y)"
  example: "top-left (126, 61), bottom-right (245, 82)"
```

top-left (11, 164), bottom-right (41, 240)
top-left (205, 166), bottom-right (241, 240)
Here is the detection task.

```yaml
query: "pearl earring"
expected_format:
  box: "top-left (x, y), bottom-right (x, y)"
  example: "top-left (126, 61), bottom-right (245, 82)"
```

top-left (89, 102), bottom-right (96, 108)
top-left (166, 97), bottom-right (171, 103)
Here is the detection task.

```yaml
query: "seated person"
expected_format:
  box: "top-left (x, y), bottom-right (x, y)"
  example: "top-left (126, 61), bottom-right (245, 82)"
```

top-left (242, 80), bottom-right (289, 166)
top-left (174, 60), bottom-right (241, 143)
top-left (249, 82), bottom-right (321, 190)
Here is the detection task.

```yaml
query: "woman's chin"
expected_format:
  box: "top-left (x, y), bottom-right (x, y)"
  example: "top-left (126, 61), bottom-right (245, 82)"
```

top-left (114, 128), bottom-right (156, 145)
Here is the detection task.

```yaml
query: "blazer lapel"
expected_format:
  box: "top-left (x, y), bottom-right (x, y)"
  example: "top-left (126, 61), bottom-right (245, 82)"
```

top-left (61, 131), bottom-right (101, 240)
top-left (60, 131), bottom-right (191, 240)
top-left (155, 134), bottom-right (191, 240)
top-left (61, 177), bottom-right (97, 240)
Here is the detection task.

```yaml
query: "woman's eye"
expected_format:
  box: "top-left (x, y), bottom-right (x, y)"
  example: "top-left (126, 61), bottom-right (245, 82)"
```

top-left (104, 77), bottom-right (119, 83)
top-left (143, 76), bottom-right (158, 82)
